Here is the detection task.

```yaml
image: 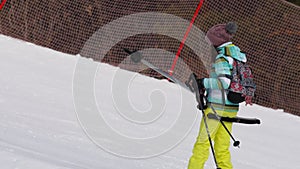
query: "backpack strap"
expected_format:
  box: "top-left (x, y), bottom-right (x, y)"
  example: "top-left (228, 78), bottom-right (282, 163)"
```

top-left (225, 44), bottom-right (235, 56)
top-left (218, 44), bottom-right (247, 63)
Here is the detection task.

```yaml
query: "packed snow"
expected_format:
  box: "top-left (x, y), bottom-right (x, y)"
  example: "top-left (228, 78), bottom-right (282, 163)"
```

top-left (0, 35), bottom-right (299, 169)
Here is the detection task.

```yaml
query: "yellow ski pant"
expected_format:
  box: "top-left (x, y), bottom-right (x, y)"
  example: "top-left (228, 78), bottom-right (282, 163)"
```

top-left (188, 106), bottom-right (237, 169)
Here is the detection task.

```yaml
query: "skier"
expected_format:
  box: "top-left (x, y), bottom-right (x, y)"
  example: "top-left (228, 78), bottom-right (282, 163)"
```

top-left (187, 22), bottom-right (253, 169)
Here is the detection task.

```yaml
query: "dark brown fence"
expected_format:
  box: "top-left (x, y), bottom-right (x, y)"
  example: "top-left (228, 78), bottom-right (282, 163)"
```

top-left (0, 0), bottom-right (299, 115)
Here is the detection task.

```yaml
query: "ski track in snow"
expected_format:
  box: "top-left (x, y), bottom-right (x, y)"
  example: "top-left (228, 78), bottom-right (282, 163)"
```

top-left (0, 35), bottom-right (300, 169)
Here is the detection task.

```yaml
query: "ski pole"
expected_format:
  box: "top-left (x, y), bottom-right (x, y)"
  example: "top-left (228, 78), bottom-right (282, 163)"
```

top-left (188, 75), bottom-right (221, 169)
top-left (210, 104), bottom-right (240, 147)
top-left (215, 78), bottom-right (241, 147)
top-left (202, 109), bottom-right (221, 169)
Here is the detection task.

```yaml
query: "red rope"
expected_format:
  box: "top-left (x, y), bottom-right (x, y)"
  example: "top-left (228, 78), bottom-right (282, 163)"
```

top-left (0, 0), bottom-right (7, 10)
top-left (169, 0), bottom-right (205, 76)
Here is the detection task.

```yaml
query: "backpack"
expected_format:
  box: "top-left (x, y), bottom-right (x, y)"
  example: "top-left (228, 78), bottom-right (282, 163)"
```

top-left (224, 47), bottom-right (256, 103)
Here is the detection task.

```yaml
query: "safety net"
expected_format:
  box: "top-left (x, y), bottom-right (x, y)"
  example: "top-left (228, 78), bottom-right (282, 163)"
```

top-left (0, 0), bottom-right (299, 115)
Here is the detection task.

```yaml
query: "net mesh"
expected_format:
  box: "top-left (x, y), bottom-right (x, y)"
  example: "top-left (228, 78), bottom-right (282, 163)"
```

top-left (1, 0), bottom-right (299, 115)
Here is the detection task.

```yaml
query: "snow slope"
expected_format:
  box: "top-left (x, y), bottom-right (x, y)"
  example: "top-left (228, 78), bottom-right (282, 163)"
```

top-left (0, 35), bottom-right (299, 169)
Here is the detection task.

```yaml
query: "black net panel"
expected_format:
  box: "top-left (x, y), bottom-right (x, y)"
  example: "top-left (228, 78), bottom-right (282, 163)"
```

top-left (0, 0), bottom-right (299, 115)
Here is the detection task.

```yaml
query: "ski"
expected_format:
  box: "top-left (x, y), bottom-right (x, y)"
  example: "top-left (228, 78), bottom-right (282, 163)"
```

top-left (207, 113), bottom-right (261, 124)
top-left (123, 48), bottom-right (189, 90)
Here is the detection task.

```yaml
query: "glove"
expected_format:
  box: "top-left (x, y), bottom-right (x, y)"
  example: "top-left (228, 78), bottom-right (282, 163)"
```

top-left (244, 95), bottom-right (253, 106)
top-left (196, 78), bottom-right (205, 90)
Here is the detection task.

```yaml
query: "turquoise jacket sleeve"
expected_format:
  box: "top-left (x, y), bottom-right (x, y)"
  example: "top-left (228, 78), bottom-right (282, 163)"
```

top-left (203, 56), bottom-right (231, 90)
